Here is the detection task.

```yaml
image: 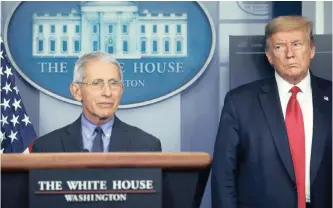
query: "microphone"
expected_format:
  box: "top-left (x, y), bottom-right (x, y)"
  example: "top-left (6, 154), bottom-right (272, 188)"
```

top-left (82, 149), bottom-right (90, 152)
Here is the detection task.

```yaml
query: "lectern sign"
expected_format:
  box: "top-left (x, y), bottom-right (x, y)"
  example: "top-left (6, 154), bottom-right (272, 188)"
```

top-left (29, 168), bottom-right (161, 208)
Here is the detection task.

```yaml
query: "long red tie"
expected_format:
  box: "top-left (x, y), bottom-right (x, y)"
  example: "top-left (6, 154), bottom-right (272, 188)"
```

top-left (285, 86), bottom-right (306, 208)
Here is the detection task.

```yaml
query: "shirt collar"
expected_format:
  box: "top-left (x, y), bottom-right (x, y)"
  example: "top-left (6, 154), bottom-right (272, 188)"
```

top-left (275, 70), bottom-right (311, 95)
top-left (81, 113), bottom-right (114, 139)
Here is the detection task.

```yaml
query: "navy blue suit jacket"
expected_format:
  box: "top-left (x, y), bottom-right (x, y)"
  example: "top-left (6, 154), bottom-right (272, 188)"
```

top-left (32, 116), bottom-right (162, 152)
top-left (211, 75), bottom-right (332, 208)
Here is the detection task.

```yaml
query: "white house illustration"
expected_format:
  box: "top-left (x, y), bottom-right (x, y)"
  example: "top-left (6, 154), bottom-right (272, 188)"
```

top-left (32, 1), bottom-right (188, 58)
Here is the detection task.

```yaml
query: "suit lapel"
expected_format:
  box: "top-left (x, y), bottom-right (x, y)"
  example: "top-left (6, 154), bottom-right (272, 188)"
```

top-left (62, 116), bottom-right (84, 152)
top-left (61, 115), bottom-right (131, 152)
top-left (109, 116), bottom-right (131, 152)
top-left (310, 76), bottom-right (330, 185)
top-left (259, 78), bottom-right (296, 183)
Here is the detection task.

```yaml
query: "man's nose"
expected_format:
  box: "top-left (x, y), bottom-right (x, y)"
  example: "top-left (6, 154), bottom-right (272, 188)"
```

top-left (101, 83), bottom-right (112, 96)
top-left (285, 44), bottom-right (295, 58)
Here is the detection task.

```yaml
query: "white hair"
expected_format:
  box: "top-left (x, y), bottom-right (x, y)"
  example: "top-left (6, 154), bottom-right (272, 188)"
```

top-left (73, 52), bottom-right (123, 82)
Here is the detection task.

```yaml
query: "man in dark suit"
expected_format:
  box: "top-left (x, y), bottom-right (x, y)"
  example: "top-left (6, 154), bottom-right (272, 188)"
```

top-left (32, 52), bottom-right (161, 152)
top-left (211, 16), bottom-right (331, 208)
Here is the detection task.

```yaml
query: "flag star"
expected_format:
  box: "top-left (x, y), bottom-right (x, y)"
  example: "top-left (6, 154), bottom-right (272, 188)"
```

top-left (0, 131), bottom-right (4, 144)
top-left (1, 98), bottom-right (10, 110)
top-left (0, 67), bottom-right (3, 76)
top-left (10, 114), bottom-right (20, 127)
top-left (22, 114), bottom-right (31, 126)
top-left (0, 37), bottom-right (3, 43)
top-left (12, 98), bottom-right (22, 111)
top-left (13, 86), bottom-right (19, 94)
top-left (2, 82), bottom-right (12, 94)
top-left (8, 130), bottom-right (18, 143)
top-left (4, 66), bottom-right (13, 78)
top-left (0, 51), bottom-right (3, 59)
top-left (0, 148), bottom-right (3, 154)
top-left (1, 114), bottom-right (8, 127)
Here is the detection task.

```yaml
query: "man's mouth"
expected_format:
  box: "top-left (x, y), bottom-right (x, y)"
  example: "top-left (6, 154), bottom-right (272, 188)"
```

top-left (97, 102), bottom-right (114, 107)
top-left (286, 63), bottom-right (299, 68)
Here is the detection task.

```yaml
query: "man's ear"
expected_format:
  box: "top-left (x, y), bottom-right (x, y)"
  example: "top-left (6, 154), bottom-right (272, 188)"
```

top-left (70, 83), bottom-right (82, 102)
top-left (265, 50), bottom-right (273, 66)
top-left (119, 83), bottom-right (124, 97)
top-left (310, 43), bottom-right (315, 59)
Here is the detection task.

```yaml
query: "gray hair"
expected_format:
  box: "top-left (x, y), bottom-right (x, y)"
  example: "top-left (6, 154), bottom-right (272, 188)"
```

top-left (73, 52), bottom-right (123, 82)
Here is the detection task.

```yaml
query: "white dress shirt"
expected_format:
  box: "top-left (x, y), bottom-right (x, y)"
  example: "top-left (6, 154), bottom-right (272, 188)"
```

top-left (275, 72), bottom-right (313, 203)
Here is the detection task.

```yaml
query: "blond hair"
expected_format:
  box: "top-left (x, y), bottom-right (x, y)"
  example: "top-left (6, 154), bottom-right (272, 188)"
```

top-left (265, 15), bottom-right (314, 50)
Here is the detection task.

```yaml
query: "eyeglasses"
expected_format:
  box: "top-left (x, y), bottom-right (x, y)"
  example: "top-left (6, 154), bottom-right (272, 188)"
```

top-left (76, 79), bottom-right (123, 90)
top-left (273, 41), bottom-right (305, 53)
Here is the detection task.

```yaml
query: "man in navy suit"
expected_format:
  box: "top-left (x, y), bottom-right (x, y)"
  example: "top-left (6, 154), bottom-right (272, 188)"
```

top-left (32, 52), bottom-right (161, 152)
top-left (211, 16), bottom-right (331, 208)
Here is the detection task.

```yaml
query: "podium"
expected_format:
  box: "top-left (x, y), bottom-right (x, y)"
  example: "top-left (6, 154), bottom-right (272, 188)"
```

top-left (1, 153), bottom-right (211, 208)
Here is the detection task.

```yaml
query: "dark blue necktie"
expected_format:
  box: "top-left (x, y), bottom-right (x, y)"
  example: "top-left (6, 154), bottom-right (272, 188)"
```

top-left (91, 127), bottom-right (103, 152)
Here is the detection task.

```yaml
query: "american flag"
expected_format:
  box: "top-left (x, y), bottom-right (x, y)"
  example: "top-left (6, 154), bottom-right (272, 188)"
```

top-left (0, 37), bottom-right (37, 153)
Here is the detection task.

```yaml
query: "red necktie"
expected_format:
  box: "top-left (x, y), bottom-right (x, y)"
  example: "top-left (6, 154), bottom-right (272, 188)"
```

top-left (285, 86), bottom-right (306, 208)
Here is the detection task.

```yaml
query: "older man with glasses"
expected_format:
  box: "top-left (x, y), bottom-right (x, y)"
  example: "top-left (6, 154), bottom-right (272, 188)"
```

top-left (32, 52), bottom-right (162, 153)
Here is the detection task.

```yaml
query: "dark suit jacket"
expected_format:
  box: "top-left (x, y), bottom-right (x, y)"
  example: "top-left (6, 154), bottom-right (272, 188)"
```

top-left (32, 115), bottom-right (162, 152)
top-left (211, 75), bottom-right (332, 208)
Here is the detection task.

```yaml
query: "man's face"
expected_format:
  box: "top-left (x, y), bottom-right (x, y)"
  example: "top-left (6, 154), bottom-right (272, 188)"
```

top-left (265, 29), bottom-right (315, 84)
top-left (71, 59), bottom-right (123, 125)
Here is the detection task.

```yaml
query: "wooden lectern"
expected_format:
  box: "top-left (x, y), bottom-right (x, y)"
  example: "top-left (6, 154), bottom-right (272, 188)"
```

top-left (1, 153), bottom-right (211, 208)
